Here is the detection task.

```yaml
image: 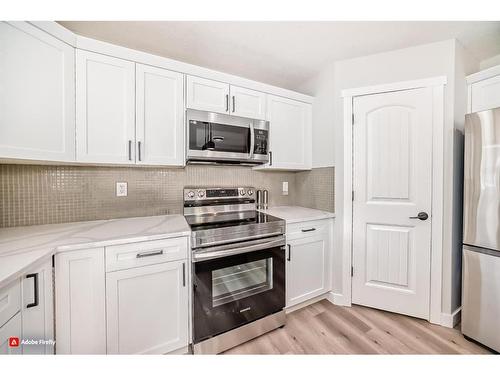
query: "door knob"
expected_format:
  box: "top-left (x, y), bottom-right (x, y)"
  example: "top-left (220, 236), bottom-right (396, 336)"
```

top-left (409, 212), bottom-right (429, 220)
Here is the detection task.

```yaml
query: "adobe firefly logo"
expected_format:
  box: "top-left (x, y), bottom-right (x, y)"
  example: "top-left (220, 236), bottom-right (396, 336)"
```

top-left (8, 337), bottom-right (19, 347)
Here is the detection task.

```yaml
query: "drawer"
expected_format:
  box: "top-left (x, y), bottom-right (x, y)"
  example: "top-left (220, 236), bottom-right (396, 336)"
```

top-left (286, 219), bottom-right (331, 240)
top-left (0, 279), bottom-right (21, 329)
top-left (106, 237), bottom-right (188, 272)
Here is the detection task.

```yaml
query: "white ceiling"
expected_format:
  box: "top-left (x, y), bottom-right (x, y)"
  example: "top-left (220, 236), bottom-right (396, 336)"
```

top-left (58, 21), bottom-right (500, 92)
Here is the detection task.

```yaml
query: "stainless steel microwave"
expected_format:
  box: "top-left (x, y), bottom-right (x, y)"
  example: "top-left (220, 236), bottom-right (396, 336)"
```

top-left (186, 109), bottom-right (269, 165)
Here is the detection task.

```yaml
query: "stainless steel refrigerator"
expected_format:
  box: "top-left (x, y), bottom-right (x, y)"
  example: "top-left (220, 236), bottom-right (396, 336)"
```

top-left (462, 107), bottom-right (500, 352)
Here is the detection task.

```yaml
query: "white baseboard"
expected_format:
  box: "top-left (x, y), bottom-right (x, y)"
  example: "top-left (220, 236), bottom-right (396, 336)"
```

top-left (285, 293), bottom-right (329, 313)
top-left (440, 306), bottom-right (462, 328)
top-left (326, 291), bottom-right (351, 307)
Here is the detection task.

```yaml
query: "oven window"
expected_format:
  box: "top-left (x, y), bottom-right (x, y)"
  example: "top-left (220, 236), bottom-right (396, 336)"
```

top-left (212, 258), bottom-right (273, 307)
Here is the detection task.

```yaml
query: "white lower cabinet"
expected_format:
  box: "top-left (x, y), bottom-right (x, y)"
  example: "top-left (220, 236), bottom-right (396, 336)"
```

top-left (21, 260), bottom-right (54, 354)
top-left (106, 260), bottom-right (189, 354)
top-left (55, 248), bottom-right (106, 354)
top-left (0, 313), bottom-right (22, 355)
top-left (0, 260), bottom-right (54, 355)
top-left (286, 220), bottom-right (332, 308)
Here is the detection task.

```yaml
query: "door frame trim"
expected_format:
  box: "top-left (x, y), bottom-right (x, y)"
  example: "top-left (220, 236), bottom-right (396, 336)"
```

top-left (341, 76), bottom-right (446, 324)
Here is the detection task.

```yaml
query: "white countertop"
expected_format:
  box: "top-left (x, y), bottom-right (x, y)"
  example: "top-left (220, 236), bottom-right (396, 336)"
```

top-left (0, 215), bottom-right (190, 289)
top-left (260, 206), bottom-right (335, 223)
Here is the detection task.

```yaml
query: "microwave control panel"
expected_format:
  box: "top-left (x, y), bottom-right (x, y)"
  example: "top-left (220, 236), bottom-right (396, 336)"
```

top-left (253, 129), bottom-right (268, 155)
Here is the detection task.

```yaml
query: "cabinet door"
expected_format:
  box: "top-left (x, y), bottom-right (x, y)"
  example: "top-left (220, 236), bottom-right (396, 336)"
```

top-left (106, 260), bottom-right (188, 354)
top-left (55, 248), bottom-right (106, 354)
top-left (265, 95), bottom-right (312, 170)
top-left (286, 233), bottom-right (330, 308)
top-left (0, 21), bottom-right (75, 162)
top-left (0, 312), bottom-right (22, 355)
top-left (136, 64), bottom-right (185, 166)
top-left (21, 260), bottom-right (54, 354)
top-left (76, 50), bottom-right (136, 164)
top-left (230, 86), bottom-right (266, 120)
top-left (186, 75), bottom-right (230, 114)
top-left (470, 75), bottom-right (500, 113)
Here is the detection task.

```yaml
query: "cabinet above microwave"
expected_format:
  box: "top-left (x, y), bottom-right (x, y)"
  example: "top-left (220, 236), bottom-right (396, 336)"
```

top-left (186, 76), bottom-right (267, 120)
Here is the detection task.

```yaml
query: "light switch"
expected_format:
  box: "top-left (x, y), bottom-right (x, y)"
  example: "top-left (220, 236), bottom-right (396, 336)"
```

top-left (282, 181), bottom-right (289, 196)
top-left (116, 182), bottom-right (128, 197)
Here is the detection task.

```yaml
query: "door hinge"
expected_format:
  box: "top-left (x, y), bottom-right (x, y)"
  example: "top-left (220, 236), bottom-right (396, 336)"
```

top-left (351, 266), bottom-right (354, 277)
top-left (352, 191), bottom-right (354, 201)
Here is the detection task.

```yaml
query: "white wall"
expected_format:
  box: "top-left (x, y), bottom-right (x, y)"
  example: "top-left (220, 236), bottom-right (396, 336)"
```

top-left (303, 39), bottom-right (480, 318)
top-left (479, 53), bottom-right (500, 70)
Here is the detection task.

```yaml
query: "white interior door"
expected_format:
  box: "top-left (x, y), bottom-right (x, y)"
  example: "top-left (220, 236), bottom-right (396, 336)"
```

top-left (352, 87), bottom-right (433, 320)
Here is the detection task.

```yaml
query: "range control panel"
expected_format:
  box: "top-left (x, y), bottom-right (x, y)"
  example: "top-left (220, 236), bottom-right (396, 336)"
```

top-left (184, 187), bottom-right (255, 201)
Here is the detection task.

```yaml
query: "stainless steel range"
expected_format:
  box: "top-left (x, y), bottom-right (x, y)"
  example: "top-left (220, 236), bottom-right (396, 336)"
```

top-left (184, 187), bottom-right (286, 354)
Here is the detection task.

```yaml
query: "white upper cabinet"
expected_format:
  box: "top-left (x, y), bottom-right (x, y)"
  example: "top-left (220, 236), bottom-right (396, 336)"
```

top-left (230, 85), bottom-right (267, 120)
top-left (264, 95), bottom-right (312, 170)
top-left (0, 21), bottom-right (75, 162)
top-left (186, 75), bottom-right (230, 114)
top-left (136, 64), bottom-right (185, 166)
top-left (76, 50), bottom-right (136, 164)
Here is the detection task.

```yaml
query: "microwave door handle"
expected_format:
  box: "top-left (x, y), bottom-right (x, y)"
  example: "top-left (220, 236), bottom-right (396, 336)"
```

top-left (249, 123), bottom-right (255, 159)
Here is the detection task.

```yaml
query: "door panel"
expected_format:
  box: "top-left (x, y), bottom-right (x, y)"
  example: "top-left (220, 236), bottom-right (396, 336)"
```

top-left (21, 260), bottom-right (54, 354)
top-left (0, 21), bottom-right (75, 162)
top-left (230, 86), bottom-right (266, 120)
top-left (0, 312), bottom-right (22, 355)
top-left (106, 261), bottom-right (188, 354)
top-left (76, 50), bottom-right (135, 164)
top-left (286, 234), bottom-right (329, 308)
top-left (352, 88), bottom-right (433, 319)
top-left (186, 75), bottom-right (229, 114)
top-left (265, 95), bottom-right (312, 170)
top-left (55, 248), bottom-right (106, 354)
top-left (136, 64), bottom-right (184, 166)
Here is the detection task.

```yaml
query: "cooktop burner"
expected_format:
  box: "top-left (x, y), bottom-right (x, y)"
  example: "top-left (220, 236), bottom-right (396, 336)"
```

top-left (183, 187), bottom-right (285, 249)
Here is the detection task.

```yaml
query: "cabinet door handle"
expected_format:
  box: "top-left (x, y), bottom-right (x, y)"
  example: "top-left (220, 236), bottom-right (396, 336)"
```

top-left (301, 228), bottom-right (316, 232)
top-left (232, 96), bottom-right (236, 112)
top-left (26, 273), bottom-right (39, 309)
top-left (136, 250), bottom-right (164, 258)
top-left (287, 244), bottom-right (291, 262)
top-left (225, 94), bottom-right (229, 112)
top-left (128, 140), bottom-right (132, 161)
top-left (138, 141), bottom-right (142, 162)
top-left (182, 263), bottom-right (186, 287)
top-left (269, 151), bottom-right (273, 166)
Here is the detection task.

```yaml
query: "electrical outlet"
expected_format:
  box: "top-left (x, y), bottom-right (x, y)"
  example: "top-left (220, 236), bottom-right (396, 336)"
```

top-left (282, 181), bottom-right (289, 196)
top-left (116, 182), bottom-right (128, 197)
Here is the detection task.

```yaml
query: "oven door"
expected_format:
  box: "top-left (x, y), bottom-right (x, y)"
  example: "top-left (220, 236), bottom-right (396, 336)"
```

top-left (192, 236), bottom-right (285, 343)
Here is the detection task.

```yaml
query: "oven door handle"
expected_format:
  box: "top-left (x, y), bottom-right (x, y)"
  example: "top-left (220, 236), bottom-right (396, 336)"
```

top-left (193, 237), bottom-right (285, 262)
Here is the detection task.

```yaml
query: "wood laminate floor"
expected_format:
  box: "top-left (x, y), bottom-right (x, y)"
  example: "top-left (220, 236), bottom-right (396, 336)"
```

top-left (223, 300), bottom-right (492, 354)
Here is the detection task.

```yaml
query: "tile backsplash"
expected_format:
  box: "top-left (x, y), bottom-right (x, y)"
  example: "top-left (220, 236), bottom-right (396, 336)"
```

top-left (0, 164), bottom-right (334, 228)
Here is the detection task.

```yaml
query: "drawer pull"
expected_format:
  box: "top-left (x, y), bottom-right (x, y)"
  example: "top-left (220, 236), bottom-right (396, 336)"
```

top-left (136, 250), bottom-right (164, 258)
top-left (301, 228), bottom-right (316, 232)
top-left (287, 244), bottom-right (291, 261)
top-left (26, 273), bottom-right (39, 309)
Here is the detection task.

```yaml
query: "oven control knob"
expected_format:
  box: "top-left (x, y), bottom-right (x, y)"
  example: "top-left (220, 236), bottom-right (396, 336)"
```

top-left (239, 189), bottom-right (246, 196)
top-left (187, 191), bottom-right (195, 198)
top-left (247, 190), bottom-right (254, 196)
top-left (197, 190), bottom-right (205, 198)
